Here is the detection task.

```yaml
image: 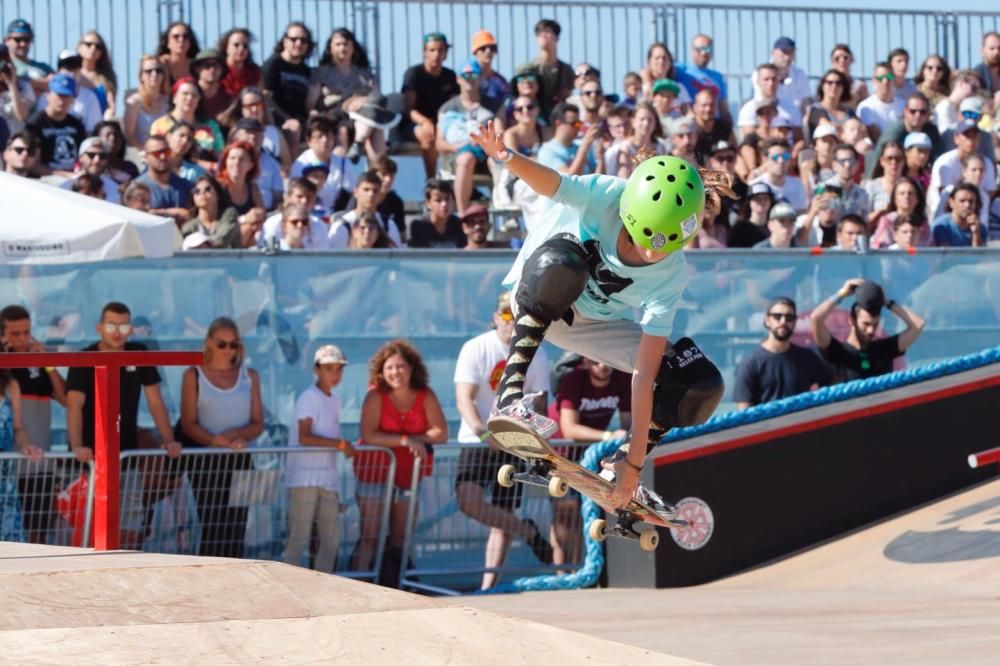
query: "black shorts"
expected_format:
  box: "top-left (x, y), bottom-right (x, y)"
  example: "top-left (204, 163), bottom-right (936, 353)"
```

top-left (17, 472), bottom-right (56, 534)
top-left (455, 447), bottom-right (524, 510)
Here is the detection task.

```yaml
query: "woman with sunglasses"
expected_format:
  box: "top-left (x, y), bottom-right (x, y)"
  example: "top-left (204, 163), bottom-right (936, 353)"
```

top-left (217, 28), bottom-right (261, 98)
top-left (829, 44), bottom-right (868, 108)
top-left (179, 317), bottom-right (263, 558)
top-left (914, 55), bottom-right (952, 108)
top-left (804, 69), bottom-right (856, 145)
top-left (869, 176), bottom-right (929, 249)
top-left (471, 121), bottom-right (729, 508)
top-left (217, 87), bottom-right (293, 174)
top-left (157, 21), bottom-right (200, 85)
top-left (863, 141), bottom-right (905, 221)
top-left (276, 203), bottom-right (313, 250)
top-left (76, 31), bottom-right (117, 119)
top-left (123, 55), bottom-right (170, 148)
top-left (181, 175), bottom-right (240, 248)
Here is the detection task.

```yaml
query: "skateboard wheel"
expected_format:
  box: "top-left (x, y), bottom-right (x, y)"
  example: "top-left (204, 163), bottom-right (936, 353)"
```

top-left (638, 530), bottom-right (659, 552)
top-left (548, 476), bottom-right (569, 498)
top-left (497, 464), bottom-right (517, 488)
top-left (588, 519), bottom-right (608, 542)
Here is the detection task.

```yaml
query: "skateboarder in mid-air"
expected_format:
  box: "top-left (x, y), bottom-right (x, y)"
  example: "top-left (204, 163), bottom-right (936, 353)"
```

top-left (471, 121), bottom-right (729, 511)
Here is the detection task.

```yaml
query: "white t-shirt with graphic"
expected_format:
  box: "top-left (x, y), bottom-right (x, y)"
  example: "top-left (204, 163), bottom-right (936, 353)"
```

top-left (454, 330), bottom-right (550, 443)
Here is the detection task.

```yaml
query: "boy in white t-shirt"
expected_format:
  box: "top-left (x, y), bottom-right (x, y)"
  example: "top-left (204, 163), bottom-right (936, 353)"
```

top-left (282, 345), bottom-right (355, 573)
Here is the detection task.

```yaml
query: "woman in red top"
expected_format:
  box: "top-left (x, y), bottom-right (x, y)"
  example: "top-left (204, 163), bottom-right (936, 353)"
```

top-left (217, 28), bottom-right (261, 97)
top-left (353, 340), bottom-right (448, 578)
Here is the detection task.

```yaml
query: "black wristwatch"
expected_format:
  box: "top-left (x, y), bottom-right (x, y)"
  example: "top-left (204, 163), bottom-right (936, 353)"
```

top-left (885, 299), bottom-right (896, 310)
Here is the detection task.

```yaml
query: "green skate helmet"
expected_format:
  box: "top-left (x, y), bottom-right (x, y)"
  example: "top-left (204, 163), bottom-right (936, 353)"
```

top-left (619, 156), bottom-right (706, 252)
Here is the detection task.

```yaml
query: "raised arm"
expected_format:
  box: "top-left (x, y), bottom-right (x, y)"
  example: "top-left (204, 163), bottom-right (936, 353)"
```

top-left (811, 278), bottom-right (864, 350)
top-left (471, 120), bottom-right (561, 198)
top-left (888, 300), bottom-right (926, 352)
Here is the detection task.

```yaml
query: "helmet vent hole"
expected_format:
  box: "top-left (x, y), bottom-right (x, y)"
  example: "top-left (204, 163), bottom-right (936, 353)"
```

top-left (643, 228), bottom-right (653, 237)
top-left (686, 182), bottom-right (694, 190)
top-left (668, 233), bottom-right (679, 241)
top-left (675, 194), bottom-right (684, 206)
top-left (679, 164), bottom-right (687, 170)
top-left (657, 160), bottom-right (665, 167)
top-left (666, 174), bottom-right (676, 182)
top-left (645, 175), bottom-right (655, 181)
top-left (652, 190), bottom-right (661, 202)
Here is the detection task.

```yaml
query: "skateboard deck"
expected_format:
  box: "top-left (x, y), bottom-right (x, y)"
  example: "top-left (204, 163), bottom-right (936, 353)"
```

top-left (486, 416), bottom-right (685, 535)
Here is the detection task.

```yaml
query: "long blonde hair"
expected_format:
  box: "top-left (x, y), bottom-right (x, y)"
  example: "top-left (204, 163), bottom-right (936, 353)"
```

top-left (137, 54), bottom-right (168, 113)
top-left (203, 316), bottom-right (244, 367)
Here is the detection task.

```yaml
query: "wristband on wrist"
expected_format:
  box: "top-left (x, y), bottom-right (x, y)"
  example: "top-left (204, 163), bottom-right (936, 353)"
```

top-left (492, 150), bottom-right (513, 165)
top-left (833, 290), bottom-right (847, 303)
top-left (885, 299), bottom-right (896, 310)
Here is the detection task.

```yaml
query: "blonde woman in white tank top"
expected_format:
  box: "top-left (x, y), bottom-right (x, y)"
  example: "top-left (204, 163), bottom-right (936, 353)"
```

top-left (179, 317), bottom-right (263, 558)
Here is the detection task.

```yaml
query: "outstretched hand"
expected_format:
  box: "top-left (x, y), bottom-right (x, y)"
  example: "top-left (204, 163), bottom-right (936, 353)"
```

top-left (470, 120), bottom-right (511, 163)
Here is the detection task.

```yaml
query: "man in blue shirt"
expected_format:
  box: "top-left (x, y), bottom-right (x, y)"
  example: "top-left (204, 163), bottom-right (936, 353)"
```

top-left (674, 34), bottom-right (729, 121)
top-left (537, 103), bottom-right (598, 175)
top-left (931, 183), bottom-right (987, 247)
top-left (136, 135), bottom-right (193, 223)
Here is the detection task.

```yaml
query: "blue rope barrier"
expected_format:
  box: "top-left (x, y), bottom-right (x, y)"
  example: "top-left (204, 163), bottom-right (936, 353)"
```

top-left (482, 344), bottom-right (1000, 594)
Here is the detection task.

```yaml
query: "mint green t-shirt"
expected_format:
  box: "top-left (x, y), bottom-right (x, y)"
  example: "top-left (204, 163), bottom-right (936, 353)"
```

top-left (502, 173), bottom-right (687, 338)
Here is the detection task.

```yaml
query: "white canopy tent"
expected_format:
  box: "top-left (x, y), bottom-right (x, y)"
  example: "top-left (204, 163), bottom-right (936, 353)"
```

top-left (0, 172), bottom-right (181, 264)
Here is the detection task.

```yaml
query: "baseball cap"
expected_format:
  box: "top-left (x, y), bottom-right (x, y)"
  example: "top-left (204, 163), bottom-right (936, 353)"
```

top-left (57, 49), bottom-right (83, 70)
top-left (709, 140), bottom-right (735, 156)
top-left (460, 59), bottom-right (481, 78)
top-left (48, 73), bottom-right (77, 97)
top-left (423, 31), bottom-right (449, 46)
top-left (769, 202), bottom-right (797, 220)
top-left (460, 203), bottom-right (489, 223)
top-left (470, 30), bottom-right (497, 54)
top-left (78, 137), bottom-right (106, 157)
top-left (512, 66), bottom-right (538, 85)
top-left (182, 231), bottom-right (213, 251)
top-left (314, 344), bottom-right (348, 366)
top-left (6, 19), bottom-right (32, 37)
top-left (748, 182), bottom-right (774, 199)
top-left (854, 280), bottom-right (885, 314)
top-left (235, 117), bottom-right (264, 133)
top-left (651, 78), bottom-right (680, 96)
top-left (773, 36), bottom-right (796, 51)
top-left (903, 132), bottom-right (932, 150)
top-left (301, 161), bottom-right (331, 177)
top-left (959, 96), bottom-right (984, 116)
top-left (813, 124), bottom-right (838, 141)
top-left (771, 115), bottom-right (792, 129)
top-left (670, 117), bottom-right (697, 136)
top-left (955, 118), bottom-right (980, 134)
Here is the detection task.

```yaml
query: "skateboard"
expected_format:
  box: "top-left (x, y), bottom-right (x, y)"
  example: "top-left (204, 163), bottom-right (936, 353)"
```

top-left (486, 416), bottom-right (688, 552)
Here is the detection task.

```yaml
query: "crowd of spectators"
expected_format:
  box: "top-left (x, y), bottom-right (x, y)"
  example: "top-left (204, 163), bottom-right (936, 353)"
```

top-left (1, 18), bottom-right (999, 250)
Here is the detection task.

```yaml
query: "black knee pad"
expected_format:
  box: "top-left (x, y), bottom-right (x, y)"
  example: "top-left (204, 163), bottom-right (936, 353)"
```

top-left (652, 337), bottom-right (724, 429)
top-left (515, 234), bottom-right (589, 323)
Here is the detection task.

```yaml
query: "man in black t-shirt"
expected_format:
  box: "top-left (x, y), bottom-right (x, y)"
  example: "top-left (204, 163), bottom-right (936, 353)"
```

top-left (262, 22), bottom-right (315, 133)
top-left (1, 304), bottom-right (66, 543)
top-left (734, 297), bottom-right (833, 408)
top-left (401, 32), bottom-right (459, 178)
top-left (25, 73), bottom-right (86, 175)
top-left (407, 178), bottom-right (466, 248)
top-left (811, 279), bottom-right (926, 383)
top-left (65, 301), bottom-right (180, 548)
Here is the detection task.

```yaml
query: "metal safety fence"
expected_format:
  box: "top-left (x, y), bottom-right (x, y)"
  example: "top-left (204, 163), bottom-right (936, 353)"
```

top-left (0, 452), bottom-right (94, 548)
top-left (397, 441), bottom-right (590, 595)
top-left (118, 445), bottom-right (396, 582)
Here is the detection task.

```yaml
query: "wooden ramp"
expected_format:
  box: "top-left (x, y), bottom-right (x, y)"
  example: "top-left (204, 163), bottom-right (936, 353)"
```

top-left (0, 542), bottom-right (703, 665)
top-left (467, 479), bottom-right (1000, 665)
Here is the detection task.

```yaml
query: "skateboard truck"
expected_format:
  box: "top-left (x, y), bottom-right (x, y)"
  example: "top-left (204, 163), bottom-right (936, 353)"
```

top-left (588, 511), bottom-right (660, 551)
top-left (496, 460), bottom-right (570, 498)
